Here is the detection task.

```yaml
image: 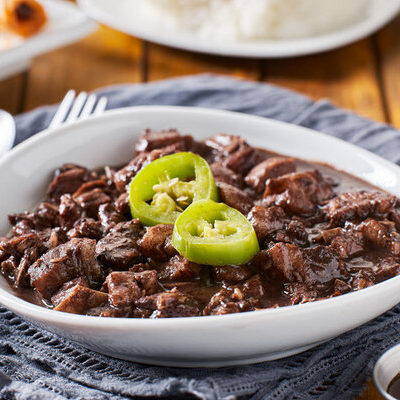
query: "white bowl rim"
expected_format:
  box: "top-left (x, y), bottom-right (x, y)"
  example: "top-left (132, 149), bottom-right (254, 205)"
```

top-left (373, 342), bottom-right (400, 400)
top-left (2, 105), bottom-right (400, 329)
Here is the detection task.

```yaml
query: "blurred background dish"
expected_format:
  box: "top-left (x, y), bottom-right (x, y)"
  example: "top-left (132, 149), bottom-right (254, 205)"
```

top-left (0, 0), bottom-right (47, 39)
top-left (78, 0), bottom-right (400, 58)
top-left (0, 0), bottom-right (96, 81)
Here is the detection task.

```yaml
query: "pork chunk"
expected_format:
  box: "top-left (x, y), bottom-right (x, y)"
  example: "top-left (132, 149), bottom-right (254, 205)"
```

top-left (105, 270), bottom-right (159, 307)
top-left (245, 157), bottom-right (296, 193)
top-left (203, 275), bottom-right (265, 315)
top-left (138, 224), bottom-right (177, 261)
top-left (47, 164), bottom-right (92, 201)
top-left (217, 182), bottom-right (254, 215)
top-left (158, 255), bottom-right (201, 282)
top-left (134, 289), bottom-right (200, 318)
top-left (54, 285), bottom-right (108, 314)
top-left (324, 191), bottom-right (397, 227)
top-left (263, 170), bottom-right (333, 215)
top-left (28, 238), bottom-right (102, 298)
top-left (96, 220), bottom-right (143, 269)
top-left (269, 243), bottom-right (347, 291)
top-left (358, 219), bottom-right (400, 255)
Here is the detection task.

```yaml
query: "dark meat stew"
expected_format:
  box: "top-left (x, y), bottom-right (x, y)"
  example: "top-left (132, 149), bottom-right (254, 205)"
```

top-left (1, 129), bottom-right (400, 318)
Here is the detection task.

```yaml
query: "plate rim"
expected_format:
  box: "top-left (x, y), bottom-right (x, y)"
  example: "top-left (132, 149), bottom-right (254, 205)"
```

top-left (77, 0), bottom-right (400, 58)
top-left (0, 0), bottom-right (97, 80)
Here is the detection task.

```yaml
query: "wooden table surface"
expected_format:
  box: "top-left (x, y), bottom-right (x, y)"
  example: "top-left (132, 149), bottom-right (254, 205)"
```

top-left (2, 13), bottom-right (400, 400)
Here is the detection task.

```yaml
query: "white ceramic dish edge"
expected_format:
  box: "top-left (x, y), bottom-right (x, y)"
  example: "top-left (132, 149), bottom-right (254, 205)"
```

top-left (77, 0), bottom-right (400, 58)
top-left (1, 106), bottom-right (400, 367)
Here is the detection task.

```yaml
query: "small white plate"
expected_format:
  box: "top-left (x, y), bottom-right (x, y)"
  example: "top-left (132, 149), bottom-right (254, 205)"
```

top-left (374, 343), bottom-right (400, 399)
top-left (0, 0), bottom-right (97, 81)
top-left (78, 0), bottom-right (400, 58)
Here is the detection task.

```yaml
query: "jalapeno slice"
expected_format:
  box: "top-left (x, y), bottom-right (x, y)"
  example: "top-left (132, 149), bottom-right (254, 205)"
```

top-left (129, 152), bottom-right (218, 226)
top-left (172, 199), bottom-right (259, 266)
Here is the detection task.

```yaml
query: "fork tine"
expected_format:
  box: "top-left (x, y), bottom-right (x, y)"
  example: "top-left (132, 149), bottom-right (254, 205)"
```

top-left (48, 90), bottom-right (76, 129)
top-left (79, 94), bottom-right (97, 119)
top-left (66, 92), bottom-right (88, 123)
top-left (93, 96), bottom-right (108, 116)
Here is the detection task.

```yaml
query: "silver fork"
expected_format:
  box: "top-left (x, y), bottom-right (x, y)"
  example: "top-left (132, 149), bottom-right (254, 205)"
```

top-left (49, 90), bottom-right (108, 129)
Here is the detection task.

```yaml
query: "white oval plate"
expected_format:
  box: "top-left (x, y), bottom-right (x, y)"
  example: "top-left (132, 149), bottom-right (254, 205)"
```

top-left (1, 106), bottom-right (400, 367)
top-left (78, 0), bottom-right (400, 58)
top-left (0, 0), bottom-right (97, 81)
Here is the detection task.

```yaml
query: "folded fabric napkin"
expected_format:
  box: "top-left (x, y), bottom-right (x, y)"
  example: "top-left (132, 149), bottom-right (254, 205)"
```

top-left (2, 74), bottom-right (400, 400)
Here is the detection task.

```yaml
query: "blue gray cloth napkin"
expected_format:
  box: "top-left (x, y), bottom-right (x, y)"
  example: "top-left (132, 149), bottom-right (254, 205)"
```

top-left (2, 74), bottom-right (400, 400)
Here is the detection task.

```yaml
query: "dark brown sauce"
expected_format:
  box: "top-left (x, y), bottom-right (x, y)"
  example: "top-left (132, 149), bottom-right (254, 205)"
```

top-left (3, 139), bottom-right (398, 318)
top-left (388, 373), bottom-right (400, 399)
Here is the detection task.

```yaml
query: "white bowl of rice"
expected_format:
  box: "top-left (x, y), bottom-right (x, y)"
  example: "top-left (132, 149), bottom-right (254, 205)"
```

top-left (78, 0), bottom-right (400, 57)
top-left (137, 0), bottom-right (368, 42)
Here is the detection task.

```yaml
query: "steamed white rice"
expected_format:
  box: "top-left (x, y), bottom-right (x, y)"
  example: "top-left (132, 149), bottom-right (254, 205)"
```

top-left (137, 0), bottom-right (368, 41)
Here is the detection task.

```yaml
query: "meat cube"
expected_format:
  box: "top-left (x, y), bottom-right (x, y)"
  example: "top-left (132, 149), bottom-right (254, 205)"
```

top-left (47, 164), bottom-right (92, 201)
top-left (54, 285), bottom-right (108, 314)
top-left (351, 271), bottom-right (375, 290)
top-left (51, 277), bottom-right (89, 306)
top-left (105, 270), bottom-right (158, 307)
top-left (47, 228), bottom-right (67, 249)
top-left (1, 232), bottom-right (46, 258)
top-left (134, 289), bottom-right (200, 318)
top-left (269, 243), bottom-right (347, 291)
top-left (333, 279), bottom-right (351, 296)
top-left (248, 206), bottom-right (286, 243)
top-left (217, 182), bottom-right (254, 215)
top-left (67, 218), bottom-right (103, 240)
top-left (358, 219), bottom-right (400, 255)
top-left (203, 275), bottom-right (265, 315)
top-left (204, 134), bottom-right (262, 174)
top-left (211, 265), bottom-right (253, 283)
top-left (73, 180), bottom-right (111, 218)
top-left (115, 193), bottom-right (131, 218)
top-left (158, 255), bottom-right (201, 282)
top-left (98, 203), bottom-right (125, 232)
top-left (284, 283), bottom-right (320, 305)
top-left (248, 206), bottom-right (308, 247)
top-left (263, 170), bottom-right (333, 215)
top-left (1, 232), bottom-right (49, 286)
top-left (324, 191), bottom-right (397, 227)
top-left (138, 224), bottom-right (177, 261)
top-left (210, 163), bottom-right (244, 187)
top-left (113, 144), bottom-right (183, 192)
top-left (371, 258), bottom-right (400, 282)
top-left (1, 256), bottom-right (19, 279)
top-left (223, 145), bottom-right (261, 174)
top-left (204, 134), bottom-right (245, 155)
top-left (9, 202), bottom-right (59, 235)
top-left (316, 227), bottom-right (364, 259)
top-left (245, 157), bottom-right (296, 193)
top-left (135, 129), bottom-right (191, 153)
top-left (59, 194), bottom-right (82, 230)
top-left (28, 238), bottom-right (102, 298)
top-left (96, 220), bottom-right (143, 269)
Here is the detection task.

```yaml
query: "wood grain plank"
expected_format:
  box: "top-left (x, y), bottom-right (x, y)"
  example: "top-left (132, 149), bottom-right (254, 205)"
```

top-left (262, 40), bottom-right (387, 123)
top-left (0, 72), bottom-right (26, 114)
top-left (147, 42), bottom-right (261, 81)
top-left (22, 26), bottom-right (143, 111)
top-left (375, 15), bottom-right (400, 128)
top-left (357, 381), bottom-right (381, 400)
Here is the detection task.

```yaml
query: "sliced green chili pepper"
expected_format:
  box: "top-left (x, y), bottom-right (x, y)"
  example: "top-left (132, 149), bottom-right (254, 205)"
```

top-left (172, 199), bottom-right (259, 266)
top-left (130, 152), bottom-right (218, 226)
